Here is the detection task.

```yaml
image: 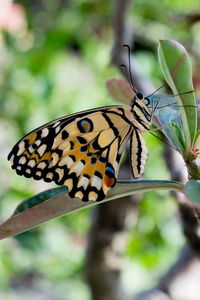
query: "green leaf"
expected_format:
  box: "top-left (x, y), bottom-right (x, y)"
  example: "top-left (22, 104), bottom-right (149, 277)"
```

top-left (185, 180), bottom-right (200, 204)
top-left (13, 186), bottom-right (67, 215)
top-left (0, 180), bottom-right (183, 239)
top-left (155, 97), bottom-right (185, 152)
top-left (165, 122), bottom-right (185, 154)
top-left (158, 39), bottom-right (197, 152)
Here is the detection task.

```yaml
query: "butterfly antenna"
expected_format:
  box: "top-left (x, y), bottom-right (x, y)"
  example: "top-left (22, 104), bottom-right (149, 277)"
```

top-left (172, 90), bottom-right (194, 97)
top-left (122, 44), bottom-right (137, 92)
top-left (155, 90), bottom-right (197, 110)
top-left (150, 89), bottom-right (197, 110)
top-left (120, 64), bottom-right (136, 92)
top-left (147, 83), bottom-right (166, 98)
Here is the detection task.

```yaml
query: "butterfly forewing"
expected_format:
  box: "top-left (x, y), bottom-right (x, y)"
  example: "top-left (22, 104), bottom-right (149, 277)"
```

top-left (8, 106), bottom-right (134, 201)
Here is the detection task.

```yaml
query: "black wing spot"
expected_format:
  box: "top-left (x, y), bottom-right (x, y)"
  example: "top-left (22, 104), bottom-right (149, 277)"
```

top-left (91, 157), bottom-right (97, 165)
top-left (81, 159), bottom-right (86, 165)
top-left (92, 138), bottom-right (99, 150)
top-left (99, 156), bottom-right (106, 163)
top-left (69, 155), bottom-right (76, 162)
top-left (81, 145), bottom-right (88, 152)
top-left (61, 130), bottom-right (69, 140)
top-left (77, 136), bottom-right (87, 144)
top-left (94, 170), bottom-right (103, 179)
top-left (70, 141), bottom-right (74, 149)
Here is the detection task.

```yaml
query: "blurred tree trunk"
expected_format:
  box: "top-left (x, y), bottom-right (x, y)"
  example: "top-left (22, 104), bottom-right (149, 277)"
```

top-left (86, 162), bottom-right (138, 300)
top-left (85, 1), bottom-right (138, 297)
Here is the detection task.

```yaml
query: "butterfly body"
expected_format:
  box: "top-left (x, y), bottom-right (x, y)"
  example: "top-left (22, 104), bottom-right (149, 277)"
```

top-left (8, 90), bottom-right (151, 202)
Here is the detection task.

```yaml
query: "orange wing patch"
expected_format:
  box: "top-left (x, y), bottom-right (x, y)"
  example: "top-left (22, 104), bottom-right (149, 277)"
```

top-left (26, 132), bottom-right (37, 144)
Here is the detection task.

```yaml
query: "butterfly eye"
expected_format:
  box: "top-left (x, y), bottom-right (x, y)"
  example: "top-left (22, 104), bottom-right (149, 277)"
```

top-left (136, 91), bottom-right (144, 100)
top-left (144, 97), bottom-right (150, 106)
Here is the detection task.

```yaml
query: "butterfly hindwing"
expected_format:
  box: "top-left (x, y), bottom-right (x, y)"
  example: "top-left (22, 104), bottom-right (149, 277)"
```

top-left (67, 125), bottom-right (132, 201)
top-left (8, 106), bottom-right (134, 201)
top-left (130, 130), bottom-right (148, 178)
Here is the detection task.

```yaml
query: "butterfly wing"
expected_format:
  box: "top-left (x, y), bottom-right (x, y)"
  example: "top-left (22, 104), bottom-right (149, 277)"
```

top-left (8, 106), bottom-right (133, 201)
top-left (130, 130), bottom-right (148, 178)
top-left (106, 78), bottom-right (134, 105)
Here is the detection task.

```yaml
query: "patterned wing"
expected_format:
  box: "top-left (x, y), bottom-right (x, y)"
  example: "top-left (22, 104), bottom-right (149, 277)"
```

top-left (130, 130), bottom-right (148, 178)
top-left (8, 106), bottom-right (133, 202)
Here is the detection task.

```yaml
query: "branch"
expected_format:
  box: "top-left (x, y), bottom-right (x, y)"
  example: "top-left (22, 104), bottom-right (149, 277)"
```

top-left (164, 144), bottom-right (200, 254)
top-left (135, 247), bottom-right (200, 300)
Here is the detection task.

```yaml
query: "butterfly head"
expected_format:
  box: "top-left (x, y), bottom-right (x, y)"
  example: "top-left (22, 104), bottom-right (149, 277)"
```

top-left (131, 91), bottom-right (150, 109)
top-left (130, 91), bottom-right (152, 129)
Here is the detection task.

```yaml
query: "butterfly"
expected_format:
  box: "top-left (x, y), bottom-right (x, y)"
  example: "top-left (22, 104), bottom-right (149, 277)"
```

top-left (8, 79), bottom-right (152, 202)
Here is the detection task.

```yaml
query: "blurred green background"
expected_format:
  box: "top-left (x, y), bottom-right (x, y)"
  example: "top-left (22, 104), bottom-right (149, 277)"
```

top-left (0, 0), bottom-right (200, 299)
